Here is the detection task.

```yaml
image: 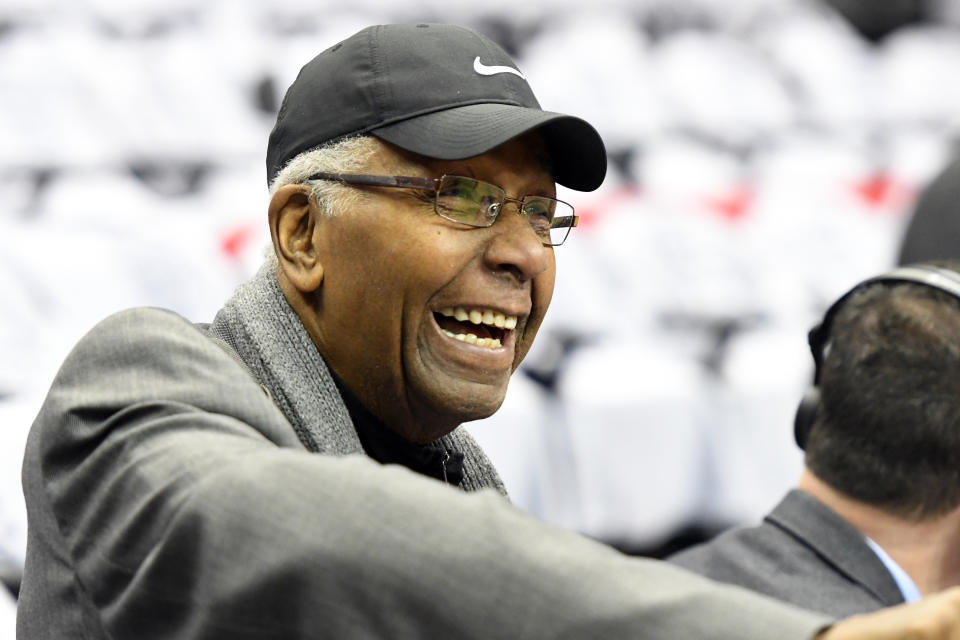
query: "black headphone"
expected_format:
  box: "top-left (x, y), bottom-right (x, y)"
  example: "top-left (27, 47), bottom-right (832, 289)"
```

top-left (794, 263), bottom-right (960, 450)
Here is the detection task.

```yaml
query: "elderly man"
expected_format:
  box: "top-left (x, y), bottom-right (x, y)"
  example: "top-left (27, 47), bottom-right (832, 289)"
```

top-left (16, 23), bottom-right (960, 639)
top-left (672, 262), bottom-right (960, 617)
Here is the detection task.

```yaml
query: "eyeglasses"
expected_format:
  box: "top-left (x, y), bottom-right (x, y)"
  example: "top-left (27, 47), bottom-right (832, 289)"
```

top-left (305, 172), bottom-right (578, 246)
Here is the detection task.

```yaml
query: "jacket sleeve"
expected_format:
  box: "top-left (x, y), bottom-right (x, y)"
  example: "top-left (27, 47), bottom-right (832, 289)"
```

top-left (20, 307), bottom-right (834, 640)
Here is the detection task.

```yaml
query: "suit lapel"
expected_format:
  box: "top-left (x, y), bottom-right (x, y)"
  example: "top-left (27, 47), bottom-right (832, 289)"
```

top-left (767, 490), bottom-right (905, 607)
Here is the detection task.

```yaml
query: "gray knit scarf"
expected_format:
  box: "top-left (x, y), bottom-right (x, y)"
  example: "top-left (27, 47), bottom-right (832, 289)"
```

top-left (207, 261), bottom-right (508, 496)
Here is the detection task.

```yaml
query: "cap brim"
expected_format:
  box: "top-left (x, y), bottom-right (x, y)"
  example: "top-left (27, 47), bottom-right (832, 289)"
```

top-left (371, 103), bottom-right (607, 192)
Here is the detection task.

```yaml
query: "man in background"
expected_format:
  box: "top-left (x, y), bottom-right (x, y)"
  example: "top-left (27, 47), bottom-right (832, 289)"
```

top-left (671, 262), bottom-right (960, 618)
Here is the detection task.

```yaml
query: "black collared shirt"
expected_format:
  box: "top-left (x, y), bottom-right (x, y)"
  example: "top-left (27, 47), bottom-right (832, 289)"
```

top-left (331, 373), bottom-right (464, 487)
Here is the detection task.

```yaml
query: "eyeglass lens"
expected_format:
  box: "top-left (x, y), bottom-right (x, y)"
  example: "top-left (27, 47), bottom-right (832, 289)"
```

top-left (435, 176), bottom-right (575, 246)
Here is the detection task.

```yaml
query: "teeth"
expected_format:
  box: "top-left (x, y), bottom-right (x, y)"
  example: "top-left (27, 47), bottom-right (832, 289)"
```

top-left (438, 306), bottom-right (518, 331)
top-left (442, 329), bottom-right (502, 350)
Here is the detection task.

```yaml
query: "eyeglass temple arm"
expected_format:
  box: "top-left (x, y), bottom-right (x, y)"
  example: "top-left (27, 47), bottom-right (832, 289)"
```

top-left (306, 172), bottom-right (438, 191)
top-left (551, 215), bottom-right (578, 228)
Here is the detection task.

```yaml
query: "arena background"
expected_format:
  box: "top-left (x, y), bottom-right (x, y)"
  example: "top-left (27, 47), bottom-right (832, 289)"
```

top-left (3, 0), bottom-right (960, 632)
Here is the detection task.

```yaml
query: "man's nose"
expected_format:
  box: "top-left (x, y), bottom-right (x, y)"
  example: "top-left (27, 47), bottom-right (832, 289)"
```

top-left (482, 202), bottom-right (553, 283)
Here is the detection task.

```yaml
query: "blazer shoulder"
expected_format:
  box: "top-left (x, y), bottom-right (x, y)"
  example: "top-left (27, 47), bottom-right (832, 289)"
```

top-left (82, 306), bottom-right (205, 344)
top-left (62, 306), bottom-right (233, 372)
top-left (42, 305), bottom-right (277, 428)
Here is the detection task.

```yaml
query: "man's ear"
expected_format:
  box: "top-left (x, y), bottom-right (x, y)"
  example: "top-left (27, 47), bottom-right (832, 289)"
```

top-left (268, 184), bottom-right (325, 292)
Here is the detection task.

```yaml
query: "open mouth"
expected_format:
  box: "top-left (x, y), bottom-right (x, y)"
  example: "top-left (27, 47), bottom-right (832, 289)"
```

top-left (433, 306), bottom-right (517, 350)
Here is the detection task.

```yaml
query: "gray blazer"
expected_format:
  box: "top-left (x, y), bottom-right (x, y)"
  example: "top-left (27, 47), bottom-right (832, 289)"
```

top-left (670, 489), bottom-right (905, 618)
top-left (18, 307), bottom-right (832, 639)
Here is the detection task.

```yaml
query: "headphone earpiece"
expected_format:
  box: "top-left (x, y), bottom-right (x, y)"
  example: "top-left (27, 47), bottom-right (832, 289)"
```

top-left (794, 386), bottom-right (820, 450)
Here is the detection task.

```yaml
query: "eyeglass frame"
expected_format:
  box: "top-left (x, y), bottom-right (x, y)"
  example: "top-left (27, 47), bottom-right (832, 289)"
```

top-left (304, 172), bottom-right (579, 246)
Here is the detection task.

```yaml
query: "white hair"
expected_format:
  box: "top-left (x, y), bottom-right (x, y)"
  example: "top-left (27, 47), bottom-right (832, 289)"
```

top-left (269, 135), bottom-right (381, 217)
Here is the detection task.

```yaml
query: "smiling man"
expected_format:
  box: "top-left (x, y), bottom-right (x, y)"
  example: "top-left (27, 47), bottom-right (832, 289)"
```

top-left (272, 135), bottom-right (556, 448)
top-left (17, 22), bottom-right (960, 640)
top-left (243, 20), bottom-right (600, 488)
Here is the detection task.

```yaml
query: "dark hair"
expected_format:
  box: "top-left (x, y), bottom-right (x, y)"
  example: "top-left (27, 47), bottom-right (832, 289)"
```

top-left (805, 261), bottom-right (960, 520)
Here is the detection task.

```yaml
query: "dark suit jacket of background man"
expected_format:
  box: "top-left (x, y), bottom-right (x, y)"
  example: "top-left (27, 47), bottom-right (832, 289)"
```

top-left (669, 489), bottom-right (906, 618)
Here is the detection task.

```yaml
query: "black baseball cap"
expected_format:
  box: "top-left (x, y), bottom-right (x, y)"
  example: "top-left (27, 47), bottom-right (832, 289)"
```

top-left (267, 23), bottom-right (607, 191)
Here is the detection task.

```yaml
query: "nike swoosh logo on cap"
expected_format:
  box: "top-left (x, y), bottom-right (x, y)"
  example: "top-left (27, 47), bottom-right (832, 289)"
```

top-left (473, 56), bottom-right (526, 80)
